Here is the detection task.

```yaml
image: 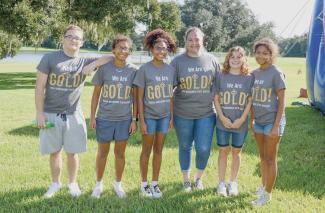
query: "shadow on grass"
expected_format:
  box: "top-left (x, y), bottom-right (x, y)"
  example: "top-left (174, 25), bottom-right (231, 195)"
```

top-left (0, 72), bottom-right (36, 90)
top-left (242, 106), bottom-right (325, 199)
top-left (0, 183), bottom-right (254, 212)
top-left (0, 72), bottom-right (94, 90)
top-left (7, 119), bottom-right (179, 149)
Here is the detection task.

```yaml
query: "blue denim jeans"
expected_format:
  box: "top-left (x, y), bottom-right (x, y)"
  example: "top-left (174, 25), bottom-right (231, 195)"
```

top-left (216, 128), bottom-right (248, 148)
top-left (174, 114), bottom-right (216, 171)
top-left (254, 116), bottom-right (286, 136)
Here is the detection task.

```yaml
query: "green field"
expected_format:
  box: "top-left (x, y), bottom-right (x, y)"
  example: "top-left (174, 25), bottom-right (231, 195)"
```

top-left (0, 57), bottom-right (324, 213)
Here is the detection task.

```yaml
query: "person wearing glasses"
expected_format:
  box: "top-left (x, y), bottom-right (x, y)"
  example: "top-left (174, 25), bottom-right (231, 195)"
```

top-left (171, 27), bottom-right (220, 192)
top-left (35, 25), bottom-right (109, 198)
top-left (133, 28), bottom-right (176, 198)
top-left (89, 35), bottom-right (138, 199)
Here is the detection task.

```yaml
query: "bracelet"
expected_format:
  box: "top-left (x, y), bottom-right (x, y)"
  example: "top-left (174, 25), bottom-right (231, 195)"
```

top-left (132, 117), bottom-right (138, 121)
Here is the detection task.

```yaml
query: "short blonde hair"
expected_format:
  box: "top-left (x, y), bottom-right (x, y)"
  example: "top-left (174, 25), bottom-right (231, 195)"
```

top-left (184, 27), bottom-right (204, 41)
top-left (222, 46), bottom-right (249, 75)
top-left (253, 38), bottom-right (279, 64)
top-left (63, 25), bottom-right (84, 37)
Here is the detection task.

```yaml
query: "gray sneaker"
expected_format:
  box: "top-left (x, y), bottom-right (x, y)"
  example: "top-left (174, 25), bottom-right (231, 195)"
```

top-left (252, 192), bottom-right (271, 206)
top-left (183, 181), bottom-right (192, 192)
top-left (194, 178), bottom-right (204, 190)
top-left (141, 185), bottom-right (153, 198)
top-left (151, 185), bottom-right (163, 198)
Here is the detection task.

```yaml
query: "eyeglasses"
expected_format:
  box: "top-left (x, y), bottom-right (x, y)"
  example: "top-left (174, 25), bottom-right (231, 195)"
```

top-left (115, 47), bottom-right (132, 53)
top-left (154, 46), bottom-right (168, 52)
top-left (64, 35), bottom-right (83, 42)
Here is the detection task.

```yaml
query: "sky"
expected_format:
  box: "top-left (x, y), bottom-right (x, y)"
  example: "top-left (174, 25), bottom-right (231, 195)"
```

top-left (175, 0), bottom-right (314, 38)
top-left (244, 0), bottom-right (314, 38)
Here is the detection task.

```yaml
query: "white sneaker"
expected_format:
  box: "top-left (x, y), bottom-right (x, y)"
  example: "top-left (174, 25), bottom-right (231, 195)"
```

top-left (255, 185), bottom-right (265, 197)
top-left (151, 185), bottom-right (163, 198)
top-left (228, 181), bottom-right (239, 196)
top-left (44, 182), bottom-right (62, 198)
top-left (114, 184), bottom-right (126, 198)
top-left (141, 185), bottom-right (153, 197)
top-left (194, 178), bottom-right (204, 190)
top-left (217, 182), bottom-right (227, 197)
top-left (183, 181), bottom-right (192, 192)
top-left (68, 182), bottom-right (81, 197)
top-left (91, 183), bottom-right (104, 199)
top-left (252, 191), bottom-right (271, 206)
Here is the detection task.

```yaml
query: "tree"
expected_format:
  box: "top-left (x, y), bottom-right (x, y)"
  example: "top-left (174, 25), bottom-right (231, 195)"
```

top-left (150, 2), bottom-right (182, 38)
top-left (279, 34), bottom-right (307, 57)
top-left (179, 0), bottom-right (276, 52)
top-left (0, 0), bottom-right (66, 59)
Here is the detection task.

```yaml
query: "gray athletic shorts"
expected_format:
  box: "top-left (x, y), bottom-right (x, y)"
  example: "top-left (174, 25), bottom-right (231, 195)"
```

top-left (39, 110), bottom-right (87, 155)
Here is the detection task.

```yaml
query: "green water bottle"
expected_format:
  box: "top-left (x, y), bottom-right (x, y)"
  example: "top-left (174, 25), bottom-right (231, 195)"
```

top-left (32, 120), bottom-right (55, 128)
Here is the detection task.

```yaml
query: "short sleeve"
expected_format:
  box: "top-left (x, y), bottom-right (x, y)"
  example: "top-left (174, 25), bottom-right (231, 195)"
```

top-left (248, 74), bottom-right (255, 96)
top-left (133, 66), bottom-right (146, 88)
top-left (215, 71), bottom-right (221, 94)
top-left (91, 67), bottom-right (104, 85)
top-left (36, 54), bottom-right (51, 74)
top-left (274, 71), bottom-right (286, 91)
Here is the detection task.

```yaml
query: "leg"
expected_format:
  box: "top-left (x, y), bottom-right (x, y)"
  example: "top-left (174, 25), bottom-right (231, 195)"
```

top-left (194, 115), bottom-right (216, 179)
top-left (174, 115), bottom-right (195, 182)
top-left (152, 133), bottom-right (166, 181)
top-left (140, 134), bottom-right (155, 182)
top-left (230, 131), bottom-right (247, 182)
top-left (216, 128), bottom-right (231, 183)
top-left (218, 147), bottom-right (230, 182)
top-left (67, 153), bottom-right (79, 183)
top-left (255, 133), bottom-right (267, 186)
top-left (50, 149), bottom-right (62, 183)
top-left (230, 148), bottom-right (242, 182)
top-left (96, 143), bottom-right (110, 181)
top-left (264, 135), bottom-right (281, 193)
top-left (114, 141), bottom-right (127, 182)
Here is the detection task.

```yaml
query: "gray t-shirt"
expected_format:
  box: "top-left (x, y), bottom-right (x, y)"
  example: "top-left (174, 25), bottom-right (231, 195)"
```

top-left (252, 65), bottom-right (286, 125)
top-left (36, 51), bottom-right (96, 114)
top-left (92, 61), bottom-right (138, 121)
top-left (171, 52), bottom-right (220, 119)
top-left (133, 62), bottom-right (176, 119)
top-left (215, 72), bottom-right (254, 133)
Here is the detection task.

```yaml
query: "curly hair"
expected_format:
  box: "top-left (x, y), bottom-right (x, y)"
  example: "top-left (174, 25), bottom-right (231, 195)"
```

top-left (112, 34), bottom-right (133, 51)
top-left (253, 38), bottom-right (279, 64)
top-left (222, 46), bottom-right (249, 75)
top-left (143, 28), bottom-right (177, 53)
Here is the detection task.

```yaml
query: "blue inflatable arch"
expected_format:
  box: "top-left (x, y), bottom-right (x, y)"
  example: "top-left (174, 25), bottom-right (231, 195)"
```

top-left (307, 0), bottom-right (325, 114)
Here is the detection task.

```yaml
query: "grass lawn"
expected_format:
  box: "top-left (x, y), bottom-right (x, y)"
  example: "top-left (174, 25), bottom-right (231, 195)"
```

top-left (0, 56), bottom-right (324, 212)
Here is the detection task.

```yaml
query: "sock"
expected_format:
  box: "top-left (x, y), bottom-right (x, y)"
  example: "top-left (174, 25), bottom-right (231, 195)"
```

top-left (115, 181), bottom-right (121, 189)
top-left (96, 180), bottom-right (103, 187)
top-left (194, 169), bottom-right (204, 180)
top-left (141, 181), bottom-right (148, 188)
top-left (152, 181), bottom-right (158, 187)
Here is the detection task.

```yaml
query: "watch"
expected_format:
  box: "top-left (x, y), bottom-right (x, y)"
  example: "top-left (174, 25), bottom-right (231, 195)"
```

top-left (132, 117), bottom-right (138, 122)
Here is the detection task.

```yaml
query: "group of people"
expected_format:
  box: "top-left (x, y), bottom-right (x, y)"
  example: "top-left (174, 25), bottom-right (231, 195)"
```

top-left (35, 24), bottom-right (286, 206)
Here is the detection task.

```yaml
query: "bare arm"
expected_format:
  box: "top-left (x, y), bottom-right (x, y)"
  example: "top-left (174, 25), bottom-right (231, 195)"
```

top-left (89, 85), bottom-right (102, 129)
top-left (137, 87), bottom-right (147, 135)
top-left (231, 97), bottom-right (252, 129)
top-left (169, 96), bottom-right (174, 130)
top-left (82, 55), bottom-right (114, 75)
top-left (270, 89), bottom-right (285, 137)
top-left (214, 94), bottom-right (232, 128)
top-left (129, 87), bottom-right (138, 135)
top-left (35, 72), bottom-right (48, 128)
